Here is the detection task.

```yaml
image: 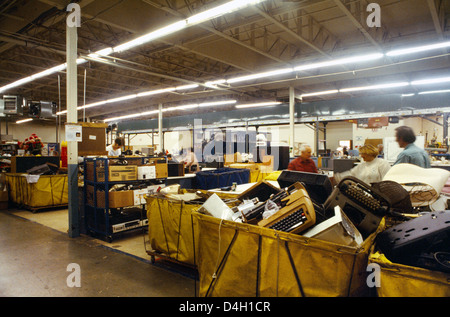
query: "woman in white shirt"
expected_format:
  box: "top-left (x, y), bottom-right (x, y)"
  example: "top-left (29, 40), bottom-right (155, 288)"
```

top-left (334, 144), bottom-right (391, 185)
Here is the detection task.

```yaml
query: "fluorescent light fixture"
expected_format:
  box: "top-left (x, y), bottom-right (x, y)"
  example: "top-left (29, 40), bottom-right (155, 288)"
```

top-left (205, 79), bottom-right (227, 87)
top-left (418, 89), bottom-right (450, 95)
top-left (294, 53), bottom-right (384, 72)
top-left (114, 20), bottom-right (188, 52)
top-left (235, 101), bottom-right (282, 109)
top-left (104, 99), bottom-right (236, 122)
top-left (0, 0), bottom-right (266, 93)
top-left (186, 0), bottom-right (264, 25)
top-left (199, 100), bottom-right (236, 107)
top-left (31, 64), bottom-right (67, 80)
top-left (176, 84), bottom-right (199, 90)
top-left (88, 47), bottom-right (114, 58)
top-left (79, 100), bottom-right (108, 110)
top-left (339, 82), bottom-right (409, 93)
top-left (137, 87), bottom-right (177, 97)
top-left (401, 93), bottom-right (415, 97)
top-left (0, 76), bottom-right (34, 92)
top-left (227, 68), bottom-right (293, 84)
top-left (301, 89), bottom-right (339, 98)
top-left (166, 104), bottom-right (198, 111)
top-left (59, 84), bottom-right (200, 115)
top-left (386, 41), bottom-right (450, 57)
top-left (411, 76), bottom-right (450, 85)
top-left (104, 109), bottom-right (160, 122)
top-left (106, 94), bottom-right (137, 104)
top-left (16, 118), bottom-right (33, 124)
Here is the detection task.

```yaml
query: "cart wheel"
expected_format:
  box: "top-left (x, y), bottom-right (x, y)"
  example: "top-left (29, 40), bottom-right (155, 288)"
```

top-left (106, 236), bottom-right (113, 243)
top-left (151, 255), bottom-right (155, 264)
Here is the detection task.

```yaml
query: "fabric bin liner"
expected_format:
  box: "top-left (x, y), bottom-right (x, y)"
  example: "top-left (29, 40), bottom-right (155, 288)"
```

top-left (146, 192), bottom-right (240, 266)
top-left (193, 212), bottom-right (384, 297)
top-left (368, 248), bottom-right (450, 297)
top-left (6, 173), bottom-right (68, 209)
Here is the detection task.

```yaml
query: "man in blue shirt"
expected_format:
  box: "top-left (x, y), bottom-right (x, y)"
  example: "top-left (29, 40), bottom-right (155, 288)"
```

top-left (394, 126), bottom-right (430, 168)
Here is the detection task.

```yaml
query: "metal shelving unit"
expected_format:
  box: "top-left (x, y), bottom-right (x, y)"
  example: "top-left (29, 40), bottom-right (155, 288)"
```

top-left (83, 156), bottom-right (165, 242)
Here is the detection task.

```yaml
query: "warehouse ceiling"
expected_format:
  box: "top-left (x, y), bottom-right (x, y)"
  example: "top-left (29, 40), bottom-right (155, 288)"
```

top-left (0, 0), bottom-right (449, 123)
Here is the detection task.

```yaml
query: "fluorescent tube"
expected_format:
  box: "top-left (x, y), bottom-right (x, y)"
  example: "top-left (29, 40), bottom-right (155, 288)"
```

top-left (227, 68), bottom-right (293, 84)
top-left (16, 118), bottom-right (33, 124)
top-left (418, 89), bottom-right (450, 95)
top-left (199, 100), bottom-right (237, 107)
top-left (411, 77), bottom-right (450, 85)
top-left (387, 41), bottom-right (450, 57)
top-left (301, 90), bottom-right (339, 98)
top-left (235, 101), bottom-right (281, 109)
top-left (186, 0), bottom-right (264, 25)
top-left (339, 82), bottom-right (409, 93)
top-left (294, 53), bottom-right (384, 72)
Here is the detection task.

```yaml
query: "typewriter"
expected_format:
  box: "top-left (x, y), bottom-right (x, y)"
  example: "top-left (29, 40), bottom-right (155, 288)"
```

top-left (324, 177), bottom-right (390, 237)
top-left (258, 182), bottom-right (316, 234)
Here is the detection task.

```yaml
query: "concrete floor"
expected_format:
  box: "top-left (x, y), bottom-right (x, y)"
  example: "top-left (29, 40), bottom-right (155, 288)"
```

top-left (0, 210), bottom-right (196, 297)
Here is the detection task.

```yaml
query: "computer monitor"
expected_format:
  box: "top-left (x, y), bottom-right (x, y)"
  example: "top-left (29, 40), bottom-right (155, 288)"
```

top-left (277, 170), bottom-right (333, 205)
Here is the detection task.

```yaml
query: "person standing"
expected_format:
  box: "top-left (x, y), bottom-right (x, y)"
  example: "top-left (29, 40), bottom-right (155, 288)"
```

top-left (393, 126), bottom-right (430, 168)
top-left (288, 144), bottom-right (318, 173)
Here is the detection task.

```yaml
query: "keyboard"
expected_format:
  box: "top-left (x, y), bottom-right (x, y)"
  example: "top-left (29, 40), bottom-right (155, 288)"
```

top-left (258, 182), bottom-right (316, 234)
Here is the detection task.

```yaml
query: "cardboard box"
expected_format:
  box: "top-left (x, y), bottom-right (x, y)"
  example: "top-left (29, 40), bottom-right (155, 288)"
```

top-left (78, 123), bottom-right (108, 156)
top-left (86, 162), bottom-right (137, 182)
top-left (87, 185), bottom-right (135, 208)
top-left (146, 158), bottom-right (168, 178)
top-left (108, 165), bottom-right (137, 181)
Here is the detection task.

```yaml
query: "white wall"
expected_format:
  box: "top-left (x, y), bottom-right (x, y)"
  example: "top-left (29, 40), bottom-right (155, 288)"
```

top-left (2, 120), bottom-right (63, 143)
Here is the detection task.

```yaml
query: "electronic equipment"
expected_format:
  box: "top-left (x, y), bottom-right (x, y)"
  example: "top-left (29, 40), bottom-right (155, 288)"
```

top-left (376, 210), bottom-right (450, 265)
top-left (2, 95), bottom-right (25, 115)
top-left (324, 177), bottom-right (390, 237)
top-left (303, 205), bottom-right (363, 247)
top-left (112, 219), bottom-right (148, 233)
top-left (110, 206), bottom-right (147, 233)
top-left (332, 159), bottom-right (357, 173)
top-left (138, 165), bottom-right (156, 180)
top-left (258, 183), bottom-right (316, 234)
top-left (277, 170), bottom-right (333, 204)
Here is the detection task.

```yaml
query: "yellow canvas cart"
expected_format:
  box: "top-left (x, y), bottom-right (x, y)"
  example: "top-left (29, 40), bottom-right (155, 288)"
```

top-left (6, 173), bottom-right (68, 212)
top-left (193, 212), bottom-right (384, 297)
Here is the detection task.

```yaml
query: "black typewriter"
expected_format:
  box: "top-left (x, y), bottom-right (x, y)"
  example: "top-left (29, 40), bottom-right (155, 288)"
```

top-left (324, 177), bottom-right (390, 237)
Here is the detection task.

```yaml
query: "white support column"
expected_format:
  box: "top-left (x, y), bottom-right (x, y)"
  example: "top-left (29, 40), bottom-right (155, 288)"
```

top-left (158, 103), bottom-right (163, 152)
top-left (289, 86), bottom-right (295, 156)
top-left (67, 23), bottom-right (79, 238)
